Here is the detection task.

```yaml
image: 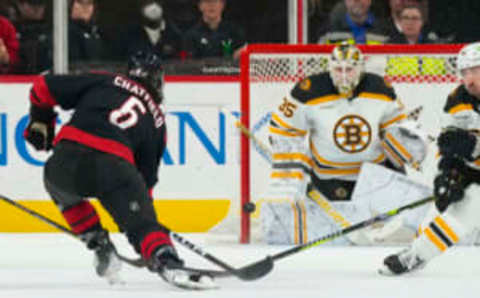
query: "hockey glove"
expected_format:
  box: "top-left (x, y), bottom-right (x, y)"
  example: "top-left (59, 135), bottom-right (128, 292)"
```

top-left (148, 245), bottom-right (185, 273)
top-left (437, 127), bottom-right (477, 161)
top-left (24, 105), bottom-right (57, 151)
top-left (434, 157), bottom-right (467, 212)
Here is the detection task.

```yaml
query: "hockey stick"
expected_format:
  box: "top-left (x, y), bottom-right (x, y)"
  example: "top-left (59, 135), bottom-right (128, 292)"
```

top-left (0, 194), bottom-right (236, 278)
top-left (0, 194), bottom-right (144, 267)
top-left (170, 232), bottom-right (273, 280)
top-left (233, 195), bottom-right (435, 273)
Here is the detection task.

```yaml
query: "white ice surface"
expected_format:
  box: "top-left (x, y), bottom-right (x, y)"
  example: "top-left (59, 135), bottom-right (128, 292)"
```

top-left (0, 233), bottom-right (479, 298)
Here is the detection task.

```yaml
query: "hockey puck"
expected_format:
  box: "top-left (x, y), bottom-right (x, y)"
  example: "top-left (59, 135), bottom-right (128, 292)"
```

top-left (243, 202), bottom-right (256, 213)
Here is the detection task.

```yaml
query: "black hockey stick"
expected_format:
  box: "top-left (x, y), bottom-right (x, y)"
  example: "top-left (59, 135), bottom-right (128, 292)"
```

top-left (0, 194), bottom-right (231, 277)
top-left (170, 232), bottom-right (273, 281)
top-left (0, 194), bottom-right (145, 266)
top-left (232, 195), bottom-right (435, 275)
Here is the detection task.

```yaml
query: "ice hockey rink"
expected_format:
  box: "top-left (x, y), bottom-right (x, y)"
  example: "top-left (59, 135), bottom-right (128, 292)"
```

top-left (0, 233), bottom-right (479, 298)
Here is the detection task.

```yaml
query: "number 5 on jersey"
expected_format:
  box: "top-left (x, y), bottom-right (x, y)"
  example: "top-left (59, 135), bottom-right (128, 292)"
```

top-left (109, 96), bottom-right (146, 129)
top-left (278, 97), bottom-right (297, 118)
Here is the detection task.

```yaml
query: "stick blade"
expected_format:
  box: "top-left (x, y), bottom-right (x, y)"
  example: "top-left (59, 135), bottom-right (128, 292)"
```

top-left (236, 257), bottom-right (274, 281)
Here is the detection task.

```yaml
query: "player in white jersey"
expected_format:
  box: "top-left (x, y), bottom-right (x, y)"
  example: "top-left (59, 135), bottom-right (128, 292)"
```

top-left (380, 42), bottom-right (480, 275)
top-left (260, 43), bottom-right (428, 245)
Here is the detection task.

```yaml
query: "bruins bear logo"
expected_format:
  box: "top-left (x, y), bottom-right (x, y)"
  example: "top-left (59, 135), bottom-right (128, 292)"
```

top-left (299, 79), bottom-right (311, 91)
top-left (333, 114), bottom-right (372, 153)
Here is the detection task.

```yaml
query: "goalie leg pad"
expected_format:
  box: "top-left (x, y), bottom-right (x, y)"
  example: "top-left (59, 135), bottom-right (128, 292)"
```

top-left (260, 197), bottom-right (354, 245)
top-left (260, 198), bottom-right (307, 245)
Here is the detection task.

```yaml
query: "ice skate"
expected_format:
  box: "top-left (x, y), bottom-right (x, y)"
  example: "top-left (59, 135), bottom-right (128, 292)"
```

top-left (379, 248), bottom-right (426, 276)
top-left (82, 230), bottom-right (124, 284)
top-left (149, 245), bottom-right (218, 290)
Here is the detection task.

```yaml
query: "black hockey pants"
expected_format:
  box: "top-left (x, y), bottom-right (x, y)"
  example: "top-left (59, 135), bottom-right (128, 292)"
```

top-left (43, 140), bottom-right (164, 253)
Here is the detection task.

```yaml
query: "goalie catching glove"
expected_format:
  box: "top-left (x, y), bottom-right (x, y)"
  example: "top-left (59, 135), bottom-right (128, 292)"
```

top-left (24, 105), bottom-right (57, 151)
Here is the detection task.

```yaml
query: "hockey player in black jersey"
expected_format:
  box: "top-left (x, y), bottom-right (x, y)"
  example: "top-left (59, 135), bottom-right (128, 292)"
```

top-left (23, 52), bottom-right (215, 289)
top-left (380, 42), bottom-right (480, 275)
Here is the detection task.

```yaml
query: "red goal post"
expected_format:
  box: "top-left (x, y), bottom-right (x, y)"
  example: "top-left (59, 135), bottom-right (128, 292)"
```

top-left (237, 44), bottom-right (463, 243)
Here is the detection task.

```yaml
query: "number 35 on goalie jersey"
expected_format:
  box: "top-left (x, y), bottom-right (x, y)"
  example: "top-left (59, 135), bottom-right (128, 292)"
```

top-left (269, 72), bottom-right (423, 182)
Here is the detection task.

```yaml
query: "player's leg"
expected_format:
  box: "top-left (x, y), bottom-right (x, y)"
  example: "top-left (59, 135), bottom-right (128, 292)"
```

top-left (43, 141), bottom-right (122, 283)
top-left (91, 153), bottom-right (184, 272)
top-left (92, 155), bottom-right (218, 288)
top-left (380, 183), bottom-right (480, 275)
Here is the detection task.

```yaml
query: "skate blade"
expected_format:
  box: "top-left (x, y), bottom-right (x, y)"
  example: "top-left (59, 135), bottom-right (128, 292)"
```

top-left (162, 269), bottom-right (219, 290)
top-left (377, 265), bottom-right (396, 276)
top-left (105, 272), bottom-right (126, 285)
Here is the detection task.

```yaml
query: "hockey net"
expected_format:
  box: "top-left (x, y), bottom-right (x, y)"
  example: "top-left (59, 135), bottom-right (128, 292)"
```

top-left (209, 44), bottom-right (463, 244)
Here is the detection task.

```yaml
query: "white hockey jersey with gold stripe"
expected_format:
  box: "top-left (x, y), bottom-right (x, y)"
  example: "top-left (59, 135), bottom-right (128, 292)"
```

top-left (269, 72), bottom-right (407, 184)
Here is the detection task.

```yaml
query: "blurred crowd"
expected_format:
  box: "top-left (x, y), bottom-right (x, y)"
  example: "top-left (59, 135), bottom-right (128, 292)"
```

top-left (0, 0), bottom-right (477, 74)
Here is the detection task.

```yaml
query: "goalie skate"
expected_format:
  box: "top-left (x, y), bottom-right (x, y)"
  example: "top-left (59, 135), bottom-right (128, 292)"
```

top-left (159, 268), bottom-right (219, 290)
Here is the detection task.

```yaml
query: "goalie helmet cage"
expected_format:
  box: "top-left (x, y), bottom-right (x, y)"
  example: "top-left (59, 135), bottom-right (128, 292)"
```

top-left (236, 43), bottom-right (463, 244)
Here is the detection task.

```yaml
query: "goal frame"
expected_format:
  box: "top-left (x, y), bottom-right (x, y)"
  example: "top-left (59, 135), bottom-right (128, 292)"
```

top-left (239, 44), bottom-right (463, 243)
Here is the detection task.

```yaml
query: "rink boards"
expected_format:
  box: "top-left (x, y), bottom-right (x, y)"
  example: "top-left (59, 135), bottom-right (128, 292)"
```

top-left (0, 77), bottom-right (456, 232)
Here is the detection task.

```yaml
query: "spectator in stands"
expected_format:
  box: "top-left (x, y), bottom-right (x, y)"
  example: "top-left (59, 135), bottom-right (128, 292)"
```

top-left (0, 0), bottom-right (18, 21)
top-left (318, 0), bottom-right (388, 44)
top-left (117, 0), bottom-right (183, 61)
top-left (69, 0), bottom-right (105, 63)
top-left (163, 0), bottom-right (198, 33)
top-left (386, 4), bottom-right (438, 44)
top-left (385, 4), bottom-right (446, 77)
top-left (14, 0), bottom-right (52, 74)
top-left (308, 0), bottom-right (329, 43)
top-left (0, 14), bottom-right (19, 72)
top-left (384, 0), bottom-right (431, 37)
top-left (184, 0), bottom-right (245, 60)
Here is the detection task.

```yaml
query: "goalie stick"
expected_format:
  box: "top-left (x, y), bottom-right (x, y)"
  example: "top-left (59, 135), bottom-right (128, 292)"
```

top-left (0, 194), bottom-right (273, 280)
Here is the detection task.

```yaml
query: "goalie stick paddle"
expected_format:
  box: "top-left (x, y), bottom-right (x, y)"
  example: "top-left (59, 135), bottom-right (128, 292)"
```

top-left (236, 195), bottom-right (436, 273)
top-left (0, 194), bottom-right (235, 278)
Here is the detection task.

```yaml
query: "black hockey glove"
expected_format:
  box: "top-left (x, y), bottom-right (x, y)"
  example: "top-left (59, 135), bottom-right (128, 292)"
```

top-left (24, 105), bottom-right (57, 151)
top-left (437, 127), bottom-right (478, 161)
top-left (148, 245), bottom-right (185, 273)
top-left (434, 157), bottom-right (467, 212)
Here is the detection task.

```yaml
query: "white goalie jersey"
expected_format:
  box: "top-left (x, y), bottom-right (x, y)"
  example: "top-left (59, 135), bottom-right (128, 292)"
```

top-left (261, 72), bottom-right (429, 245)
top-left (267, 72), bottom-right (426, 196)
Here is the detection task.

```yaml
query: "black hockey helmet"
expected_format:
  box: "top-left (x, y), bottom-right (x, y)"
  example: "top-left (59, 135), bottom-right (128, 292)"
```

top-left (127, 51), bottom-right (164, 100)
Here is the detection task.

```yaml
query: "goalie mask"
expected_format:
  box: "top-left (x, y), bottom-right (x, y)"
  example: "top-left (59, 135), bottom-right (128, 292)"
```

top-left (127, 51), bottom-right (164, 102)
top-left (328, 44), bottom-right (365, 95)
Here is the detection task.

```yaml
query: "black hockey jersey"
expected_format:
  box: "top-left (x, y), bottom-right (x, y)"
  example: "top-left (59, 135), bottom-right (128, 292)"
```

top-left (442, 84), bottom-right (480, 178)
top-left (29, 73), bottom-right (166, 188)
top-left (444, 84), bottom-right (480, 114)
